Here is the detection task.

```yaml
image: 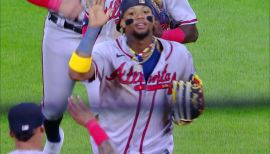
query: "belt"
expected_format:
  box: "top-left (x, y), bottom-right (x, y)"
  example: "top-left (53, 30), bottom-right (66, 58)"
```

top-left (48, 13), bottom-right (82, 34)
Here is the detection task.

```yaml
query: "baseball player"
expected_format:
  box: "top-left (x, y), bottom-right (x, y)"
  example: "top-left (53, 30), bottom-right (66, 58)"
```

top-left (69, 0), bottom-right (197, 153)
top-left (26, 0), bottom-right (198, 153)
top-left (8, 102), bottom-right (44, 154)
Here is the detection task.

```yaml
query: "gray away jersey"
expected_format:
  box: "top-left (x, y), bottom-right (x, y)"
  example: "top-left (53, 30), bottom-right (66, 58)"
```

top-left (90, 35), bottom-right (195, 153)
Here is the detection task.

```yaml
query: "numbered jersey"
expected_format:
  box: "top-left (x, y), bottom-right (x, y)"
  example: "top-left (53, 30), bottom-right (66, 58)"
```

top-left (91, 35), bottom-right (195, 153)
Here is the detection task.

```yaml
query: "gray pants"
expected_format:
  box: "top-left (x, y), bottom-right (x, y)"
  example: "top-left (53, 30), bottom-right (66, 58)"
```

top-left (42, 16), bottom-right (81, 120)
top-left (42, 15), bottom-right (101, 120)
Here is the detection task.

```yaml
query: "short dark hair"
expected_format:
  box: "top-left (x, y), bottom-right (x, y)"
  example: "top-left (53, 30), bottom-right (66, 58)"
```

top-left (14, 130), bottom-right (35, 142)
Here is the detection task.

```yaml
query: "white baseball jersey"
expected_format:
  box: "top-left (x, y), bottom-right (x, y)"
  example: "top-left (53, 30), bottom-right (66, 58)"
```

top-left (89, 35), bottom-right (195, 154)
top-left (163, 0), bottom-right (198, 25)
top-left (8, 150), bottom-right (43, 154)
top-left (86, 0), bottom-right (198, 109)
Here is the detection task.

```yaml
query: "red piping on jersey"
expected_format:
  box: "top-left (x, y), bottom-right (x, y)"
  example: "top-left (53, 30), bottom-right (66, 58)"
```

top-left (116, 39), bottom-right (133, 59)
top-left (124, 90), bottom-right (143, 154)
top-left (165, 42), bottom-right (173, 61)
top-left (180, 19), bottom-right (198, 25)
top-left (93, 60), bottom-right (102, 80)
top-left (139, 89), bottom-right (158, 153)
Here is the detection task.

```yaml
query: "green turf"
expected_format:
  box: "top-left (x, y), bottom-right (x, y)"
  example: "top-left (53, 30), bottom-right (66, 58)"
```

top-left (1, 0), bottom-right (269, 153)
top-left (1, 107), bottom-right (269, 154)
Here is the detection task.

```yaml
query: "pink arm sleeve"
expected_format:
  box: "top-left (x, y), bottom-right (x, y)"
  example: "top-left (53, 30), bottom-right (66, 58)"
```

top-left (161, 28), bottom-right (185, 43)
top-left (27, 0), bottom-right (62, 11)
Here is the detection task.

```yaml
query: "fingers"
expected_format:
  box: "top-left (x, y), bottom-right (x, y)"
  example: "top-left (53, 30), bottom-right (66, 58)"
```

top-left (93, 0), bottom-right (102, 5)
top-left (68, 95), bottom-right (89, 112)
top-left (93, 0), bottom-right (97, 5)
top-left (67, 97), bottom-right (78, 118)
top-left (97, 0), bottom-right (103, 5)
top-left (77, 96), bottom-right (89, 112)
top-left (105, 8), bottom-right (113, 18)
top-left (101, 0), bottom-right (105, 7)
top-left (92, 0), bottom-right (104, 6)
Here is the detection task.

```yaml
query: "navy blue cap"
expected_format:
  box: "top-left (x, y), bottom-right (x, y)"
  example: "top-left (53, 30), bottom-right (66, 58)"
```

top-left (120, 0), bottom-right (153, 17)
top-left (8, 102), bottom-right (43, 135)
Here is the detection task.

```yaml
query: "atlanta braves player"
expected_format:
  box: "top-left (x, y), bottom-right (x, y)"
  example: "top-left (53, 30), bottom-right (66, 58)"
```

top-left (27, 0), bottom-right (199, 153)
top-left (69, 0), bottom-right (199, 153)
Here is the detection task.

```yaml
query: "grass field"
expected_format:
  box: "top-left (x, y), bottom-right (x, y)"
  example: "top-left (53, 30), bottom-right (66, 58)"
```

top-left (0, 0), bottom-right (269, 153)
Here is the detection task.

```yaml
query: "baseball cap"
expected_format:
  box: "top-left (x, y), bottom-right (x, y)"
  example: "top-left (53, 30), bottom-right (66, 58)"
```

top-left (8, 102), bottom-right (43, 135)
top-left (117, 0), bottom-right (153, 31)
top-left (119, 0), bottom-right (153, 18)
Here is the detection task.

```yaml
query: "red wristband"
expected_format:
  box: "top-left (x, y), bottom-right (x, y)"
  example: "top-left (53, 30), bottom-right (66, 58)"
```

top-left (27, 0), bottom-right (62, 11)
top-left (85, 119), bottom-right (109, 146)
top-left (161, 28), bottom-right (185, 43)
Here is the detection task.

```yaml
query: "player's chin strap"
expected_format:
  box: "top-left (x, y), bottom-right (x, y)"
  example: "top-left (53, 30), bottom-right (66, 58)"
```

top-left (69, 25), bottom-right (101, 73)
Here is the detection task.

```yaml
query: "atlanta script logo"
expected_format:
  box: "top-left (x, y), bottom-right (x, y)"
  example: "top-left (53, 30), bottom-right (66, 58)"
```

top-left (106, 62), bottom-right (176, 91)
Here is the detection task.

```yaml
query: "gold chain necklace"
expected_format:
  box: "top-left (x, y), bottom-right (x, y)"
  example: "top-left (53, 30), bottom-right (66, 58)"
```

top-left (129, 37), bottom-right (158, 63)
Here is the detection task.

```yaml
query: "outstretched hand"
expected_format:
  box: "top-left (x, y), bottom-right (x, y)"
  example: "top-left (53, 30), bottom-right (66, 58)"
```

top-left (67, 96), bottom-right (95, 126)
top-left (88, 0), bottom-right (112, 28)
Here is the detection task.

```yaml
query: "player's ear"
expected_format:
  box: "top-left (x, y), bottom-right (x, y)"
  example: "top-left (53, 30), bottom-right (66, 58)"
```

top-left (119, 19), bottom-right (126, 33)
top-left (40, 125), bottom-right (45, 133)
top-left (9, 130), bottom-right (15, 138)
top-left (120, 19), bottom-right (126, 29)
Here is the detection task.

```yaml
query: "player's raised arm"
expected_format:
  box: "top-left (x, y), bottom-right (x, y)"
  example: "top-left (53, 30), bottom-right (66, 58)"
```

top-left (27, 0), bottom-right (82, 20)
top-left (69, 0), bottom-right (112, 81)
top-left (157, 22), bottom-right (198, 43)
top-left (68, 96), bottom-right (116, 154)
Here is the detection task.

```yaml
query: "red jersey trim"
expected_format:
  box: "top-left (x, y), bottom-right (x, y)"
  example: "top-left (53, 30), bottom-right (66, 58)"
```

top-left (165, 41), bottom-right (173, 61)
top-left (116, 39), bottom-right (133, 59)
top-left (93, 60), bottom-right (102, 80)
top-left (124, 90), bottom-right (143, 154)
top-left (139, 90), bottom-right (158, 153)
top-left (180, 19), bottom-right (198, 25)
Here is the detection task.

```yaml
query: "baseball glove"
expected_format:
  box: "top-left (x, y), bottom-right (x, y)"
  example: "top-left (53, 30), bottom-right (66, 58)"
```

top-left (171, 74), bottom-right (205, 125)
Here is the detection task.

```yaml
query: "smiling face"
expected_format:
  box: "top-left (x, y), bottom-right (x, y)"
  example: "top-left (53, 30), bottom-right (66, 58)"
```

top-left (120, 5), bottom-right (154, 40)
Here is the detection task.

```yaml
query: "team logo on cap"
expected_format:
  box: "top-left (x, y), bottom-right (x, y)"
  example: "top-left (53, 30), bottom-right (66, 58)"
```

top-left (139, 0), bottom-right (146, 4)
top-left (22, 124), bottom-right (30, 131)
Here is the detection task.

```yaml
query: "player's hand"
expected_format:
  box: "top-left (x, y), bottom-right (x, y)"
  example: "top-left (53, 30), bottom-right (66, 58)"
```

top-left (59, 0), bottom-right (83, 20)
top-left (67, 96), bottom-right (95, 126)
top-left (88, 0), bottom-right (112, 28)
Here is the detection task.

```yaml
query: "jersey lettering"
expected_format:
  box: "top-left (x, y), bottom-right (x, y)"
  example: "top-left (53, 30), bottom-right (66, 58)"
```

top-left (106, 62), bottom-right (176, 89)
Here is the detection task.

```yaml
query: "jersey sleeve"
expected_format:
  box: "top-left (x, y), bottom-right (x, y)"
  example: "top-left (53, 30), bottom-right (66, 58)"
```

top-left (172, 42), bottom-right (196, 81)
top-left (183, 51), bottom-right (196, 81)
top-left (164, 0), bottom-right (198, 25)
top-left (92, 48), bottom-right (106, 81)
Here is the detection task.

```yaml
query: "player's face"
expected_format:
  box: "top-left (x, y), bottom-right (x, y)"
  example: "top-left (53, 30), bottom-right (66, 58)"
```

top-left (121, 5), bottom-right (154, 39)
